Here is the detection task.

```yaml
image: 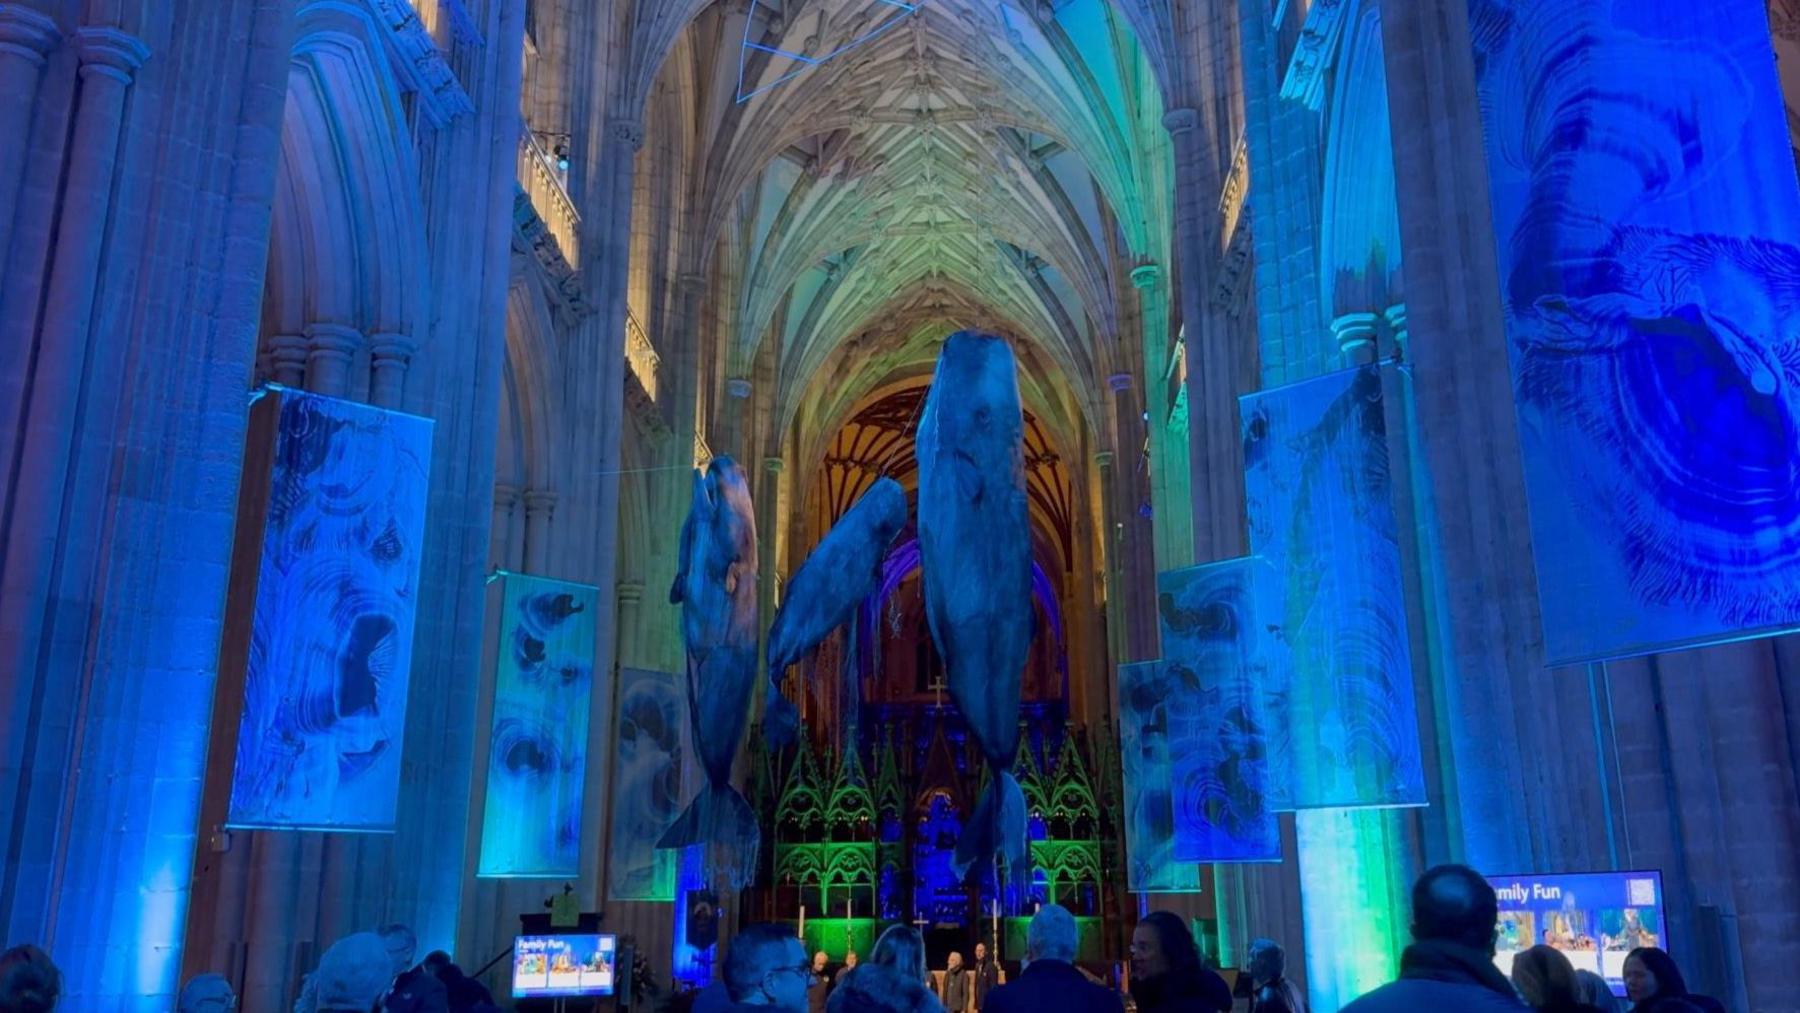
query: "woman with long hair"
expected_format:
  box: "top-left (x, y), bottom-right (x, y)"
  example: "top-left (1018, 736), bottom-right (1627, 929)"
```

top-left (1510, 946), bottom-right (1604, 1012)
top-left (1127, 912), bottom-right (1231, 1013)
top-left (1622, 948), bottom-right (1724, 1013)
top-left (827, 926), bottom-right (945, 1013)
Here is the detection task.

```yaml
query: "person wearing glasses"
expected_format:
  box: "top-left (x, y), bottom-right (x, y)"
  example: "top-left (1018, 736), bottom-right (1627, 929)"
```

top-left (721, 923), bottom-right (814, 1012)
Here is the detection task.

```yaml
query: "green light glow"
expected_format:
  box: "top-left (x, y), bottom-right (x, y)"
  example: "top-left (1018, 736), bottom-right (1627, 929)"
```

top-left (1295, 809), bottom-right (1411, 1011)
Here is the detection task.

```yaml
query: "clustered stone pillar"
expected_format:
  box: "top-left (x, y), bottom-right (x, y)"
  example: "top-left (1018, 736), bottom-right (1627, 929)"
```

top-left (0, 5), bottom-right (59, 255)
top-left (265, 333), bottom-right (308, 387)
top-left (523, 489), bottom-right (557, 574)
top-left (1331, 311), bottom-right (1381, 366)
top-left (1105, 372), bottom-right (1159, 663)
top-left (491, 484), bottom-right (520, 569)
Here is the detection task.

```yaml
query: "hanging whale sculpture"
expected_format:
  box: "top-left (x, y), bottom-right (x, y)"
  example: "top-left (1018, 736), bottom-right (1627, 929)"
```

top-left (762, 476), bottom-right (908, 749)
top-left (658, 456), bottom-right (761, 888)
top-left (915, 331), bottom-right (1032, 883)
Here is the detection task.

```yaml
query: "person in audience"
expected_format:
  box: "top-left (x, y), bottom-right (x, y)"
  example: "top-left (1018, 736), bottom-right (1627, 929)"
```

top-left (1572, 971), bottom-right (1623, 1013)
top-left (827, 925), bottom-right (943, 1013)
top-left (722, 923), bottom-right (813, 1012)
top-left (983, 904), bottom-right (1121, 1013)
top-left (1509, 945), bottom-right (1604, 1013)
top-left (809, 951), bottom-right (831, 1013)
top-left (1338, 864), bottom-right (1526, 1013)
top-left (837, 951), bottom-right (860, 985)
top-left (1128, 911), bottom-right (1231, 1013)
top-left (0, 945), bottom-right (59, 1013)
top-left (379, 934), bottom-right (447, 1012)
top-left (177, 972), bottom-right (237, 1012)
top-left (1622, 948), bottom-right (1723, 1013)
top-left (970, 942), bottom-right (998, 1012)
top-left (309, 933), bottom-right (399, 1013)
top-left (1247, 938), bottom-right (1305, 1013)
top-left (940, 951), bottom-right (968, 1013)
top-left (424, 952), bottom-right (496, 1013)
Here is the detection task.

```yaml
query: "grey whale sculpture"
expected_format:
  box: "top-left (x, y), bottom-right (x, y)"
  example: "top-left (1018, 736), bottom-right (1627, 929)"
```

top-left (916, 331), bottom-right (1032, 882)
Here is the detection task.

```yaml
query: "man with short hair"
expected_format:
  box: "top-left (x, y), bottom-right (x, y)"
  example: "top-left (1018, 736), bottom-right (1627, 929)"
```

top-left (721, 923), bottom-right (813, 1012)
top-left (834, 950), bottom-right (858, 985)
top-left (970, 941), bottom-right (998, 1012)
top-left (808, 951), bottom-right (831, 1013)
top-left (982, 905), bottom-right (1122, 1013)
top-left (1340, 865), bottom-right (1527, 1013)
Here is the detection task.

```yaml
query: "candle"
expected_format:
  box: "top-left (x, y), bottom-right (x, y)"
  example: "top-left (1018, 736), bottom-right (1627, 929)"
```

top-left (799, 904), bottom-right (806, 940)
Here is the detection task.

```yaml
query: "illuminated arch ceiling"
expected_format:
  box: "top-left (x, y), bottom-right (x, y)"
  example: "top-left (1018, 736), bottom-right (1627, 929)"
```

top-left (668, 0), bottom-right (1174, 449)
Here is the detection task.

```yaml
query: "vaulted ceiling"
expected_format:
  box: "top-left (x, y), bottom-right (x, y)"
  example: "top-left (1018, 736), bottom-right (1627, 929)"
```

top-left (648, 0), bottom-right (1175, 450)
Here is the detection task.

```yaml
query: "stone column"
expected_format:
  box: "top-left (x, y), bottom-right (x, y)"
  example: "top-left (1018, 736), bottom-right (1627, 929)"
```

top-left (1164, 107), bottom-right (1248, 566)
top-left (758, 456), bottom-right (783, 696)
top-left (723, 376), bottom-right (752, 460)
top-left (1383, 303), bottom-right (1408, 355)
top-left (523, 489), bottom-right (557, 574)
top-left (1131, 262), bottom-right (1192, 569)
top-left (1331, 311), bottom-right (1381, 366)
top-left (368, 332), bottom-right (415, 406)
top-left (1105, 373), bottom-right (1158, 663)
top-left (265, 334), bottom-right (308, 388)
top-left (304, 322), bottom-right (361, 397)
top-left (491, 484), bottom-right (519, 570)
top-left (614, 580), bottom-right (644, 669)
top-left (0, 23), bottom-right (148, 767)
top-left (1093, 449), bottom-right (1119, 671)
top-left (0, 5), bottom-right (59, 257)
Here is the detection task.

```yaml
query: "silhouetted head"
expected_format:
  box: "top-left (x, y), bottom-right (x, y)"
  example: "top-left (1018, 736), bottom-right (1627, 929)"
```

top-left (974, 942), bottom-right (987, 962)
top-left (177, 973), bottom-right (235, 1013)
top-left (1624, 947), bottom-right (1687, 1004)
top-left (871, 926), bottom-right (928, 984)
top-left (0, 945), bottom-right (60, 1013)
top-left (1512, 945), bottom-right (1581, 1008)
top-left (1027, 905), bottom-right (1079, 964)
top-left (1131, 911), bottom-right (1201, 983)
top-left (422, 950), bottom-right (452, 976)
top-left (724, 924), bottom-right (809, 1010)
top-left (1410, 865), bottom-right (1500, 953)
top-left (1248, 939), bottom-right (1285, 984)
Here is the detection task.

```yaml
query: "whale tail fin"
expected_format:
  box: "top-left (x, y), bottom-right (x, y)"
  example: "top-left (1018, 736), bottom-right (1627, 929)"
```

top-left (657, 783), bottom-right (761, 889)
top-left (953, 768), bottom-right (1029, 884)
top-left (763, 682), bottom-right (800, 750)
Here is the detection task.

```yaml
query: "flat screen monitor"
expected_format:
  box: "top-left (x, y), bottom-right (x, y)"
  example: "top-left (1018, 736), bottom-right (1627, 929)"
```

top-left (1486, 870), bottom-right (1665, 997)
top-left (513, 933), bottom-right (618, 999)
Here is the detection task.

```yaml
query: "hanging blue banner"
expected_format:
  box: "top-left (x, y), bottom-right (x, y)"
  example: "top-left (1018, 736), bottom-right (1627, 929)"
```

top-left (1155, 557), bottom-right (1284, 863)
top-left (477, 572), bottom-right (599, 877)
top-left (1465, 0), bottom-right (1800, 663)
top-left (1117, 661), bottom-right (1202, 893)
top-left (1240, 363), bottom-right (1425, 809)
top-left (227, 387), bottom-right (432, 832)
top-left (608, 667), bottom-right (692, 900)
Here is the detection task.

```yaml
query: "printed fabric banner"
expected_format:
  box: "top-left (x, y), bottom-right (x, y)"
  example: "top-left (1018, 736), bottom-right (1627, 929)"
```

top-left (1241, 363), bottom-right (1425, 809)
top-left (607, 667), bottom-right (693, 900)
top-left (1155, 557), bottom-right (1284, 863)
top-left (228, 387), bottom-right (433, 831)
top-left (1466, 0), bottom-right (1800, 662)
top-left (1117, 661), bottom-right (1202, 893)
top-left (477, 573), bottom-right (599, 877)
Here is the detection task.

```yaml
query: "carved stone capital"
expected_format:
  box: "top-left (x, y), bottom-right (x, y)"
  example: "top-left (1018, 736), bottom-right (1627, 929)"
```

top-left (266, 334), bottom-right (309, 387)
top-left (1106, 372), bottom-right (1134, 394)
top-left (764, 457), bottom-right (785, 473)
top-left (1161, 107), bottom-right (1200, 135)
top-left (1331, 311), bottom-right (1381, 361)
top-left (726, 378), bottom-right (753, 399)
top-left (493, 483), bottom-right (521, 510)
top-left (616, 580), bottom-right (645, 606)
top-left (74, 26), bottom-right (148, 83)
top-left (523, 489), bottom-right (558, 516)
top-left (607, 117), bottom-right (645, 151)
top-left (0, 6), bottom-right (61, 63)
top-left (1129, 263), bottom-right (1162, 290)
